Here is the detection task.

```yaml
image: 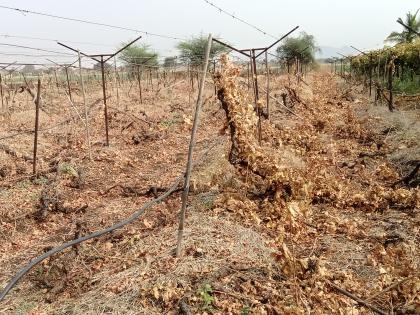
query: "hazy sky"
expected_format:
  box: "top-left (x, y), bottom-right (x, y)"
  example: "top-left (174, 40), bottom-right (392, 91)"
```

top-left (0, 0), bottom-right (418, 66)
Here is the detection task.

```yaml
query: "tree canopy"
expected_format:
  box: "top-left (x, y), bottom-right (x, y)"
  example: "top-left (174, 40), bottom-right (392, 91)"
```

top-left (386, 10), bottom-right (420, 44)
top-left (276, 32), bottom-right (319, 64)
top-left (118, 43), bottom-right (159, 68)
top-left (176, 34), bottom-right (229, 65)
top-left (93, 62), bottom-right (112, 71)
top-left (21, 64), bottom-right (36, 74)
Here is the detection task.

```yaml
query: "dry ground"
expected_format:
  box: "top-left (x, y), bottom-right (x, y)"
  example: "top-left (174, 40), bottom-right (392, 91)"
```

top-left (0, 65), bottom-right (418, 314)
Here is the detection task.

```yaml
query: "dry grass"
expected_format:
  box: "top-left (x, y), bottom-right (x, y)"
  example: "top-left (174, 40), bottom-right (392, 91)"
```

top-left (0, 68), bottom-right (418, 314)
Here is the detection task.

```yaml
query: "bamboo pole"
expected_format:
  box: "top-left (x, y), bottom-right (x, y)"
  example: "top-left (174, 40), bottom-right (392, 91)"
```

top-left (175, 33), bottom-right (212, 257)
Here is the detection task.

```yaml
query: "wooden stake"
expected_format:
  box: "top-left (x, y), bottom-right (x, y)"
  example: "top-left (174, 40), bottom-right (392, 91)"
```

top-left (328, 282), bottom-right (387, 315)
top-left (176, 34), bottom-right (212, 257)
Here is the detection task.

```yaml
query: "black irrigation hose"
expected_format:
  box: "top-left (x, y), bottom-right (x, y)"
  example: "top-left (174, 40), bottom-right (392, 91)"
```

top-left (0, 176), bottom-right (183, 301)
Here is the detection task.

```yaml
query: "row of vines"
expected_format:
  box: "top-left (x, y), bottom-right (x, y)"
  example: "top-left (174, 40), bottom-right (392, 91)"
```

top-left (350, 39), bottom-right (420, 97)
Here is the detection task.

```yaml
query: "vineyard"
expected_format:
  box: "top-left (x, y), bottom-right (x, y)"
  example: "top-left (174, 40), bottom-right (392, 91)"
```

top-left (0, 3), bottom-right (419, 315)
top-left (334, 39), bottom-right (420, 111)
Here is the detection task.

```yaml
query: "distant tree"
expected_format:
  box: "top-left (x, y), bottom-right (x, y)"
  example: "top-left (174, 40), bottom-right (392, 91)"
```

top-left (119, 43), bottom-right (158, 69)
top-left (163, 56), bottom-right (177, 68)
top-left (323, 58), bottom-right (335, 64)
top-left (176, 34), bottom-right (229, 65)
top-left (93, 62), bottom-right (112, 71)
top-left (21, 64), bottom-right (35, 74)
top-left (276, 32), bottom-right (320, 64)
top-left (386, 10), bottom-right (420, 44)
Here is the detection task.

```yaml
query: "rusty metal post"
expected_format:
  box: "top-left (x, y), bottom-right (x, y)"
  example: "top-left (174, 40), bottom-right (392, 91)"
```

top-left (252, 50), bottom-right (260, 103)
top-left (0, 74), bottom-right (4, 117)
top-left (149, 68), bottom-right (153, 91)
top-left (349, 58), bottom-right (352, 79)
top-left (265, 51), bottom-right (270, 119)
top-left (163, 70), bottom-right (167, 87)
top-left (249, 53), bottom-right (255, 98)
top-left (213, 60), bottom-right (217, 96)
top-left (65, 67), bottom-right (72, 102)
top-left (137, 65), bottom-right (143, 104)
top-left (369, 54), bottom-right (373, 97)
top-left (387, 63), bottom-right (394, 112)
top-left (78, 50), bottom-right (92, 160)
top-left (33, 77), bottom-right (41, 175)
top-left (113, 56), bottom-right (120, 108)
top-left (247, 62), bottom-right (250, 90)
top-left (251, 49), bottom-right (262, 143)
top-left (53, 69), bottom-right (59, 94)
top-left (100, 56), bottom-right (110, 146)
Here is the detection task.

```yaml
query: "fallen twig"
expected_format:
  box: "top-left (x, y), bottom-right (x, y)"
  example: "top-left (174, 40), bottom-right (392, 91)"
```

top-left (367, 275), bottom-right (415, 302)
top-left (328, 281), bottom-right (388, 315)
top-left (179, 299), bottom-right (192, 315)
top-left (259, 87), bottom-right (302, 118)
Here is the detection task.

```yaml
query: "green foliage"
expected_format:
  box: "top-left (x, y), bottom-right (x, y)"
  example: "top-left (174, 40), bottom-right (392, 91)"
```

top-left (276, 32), bottom-right (320, 64)
top-left (198, 283), bottom-right (214, 312)
top-left (16, 179), bottom-right (31, 189)
top-left (93, 62), bottom-right (112, 71)
top-left (58, 162), bottom-right (78, 178)
top-left (0, 188), bottom-right (9, 199)
top-left (33, 176), bottom-right (49, 186)
top-left (21, 65), bottom-right (36, 74)
top-left (351, 39), bottom-right (420, 94)
top-left (240, 305), bottom-right (251, 315)
top-left (386, 10), bottom-right (420, 44)
top-left (392, 75), bottom-right (420, 94)
top-left (177, 34), bottom-right (229, 65)
top-left (351, 40), bottom-right (420, 74)
top-left (159, 119), bottom-right (176, 128)
top-left (119, 43), bottom-right (158, 68)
